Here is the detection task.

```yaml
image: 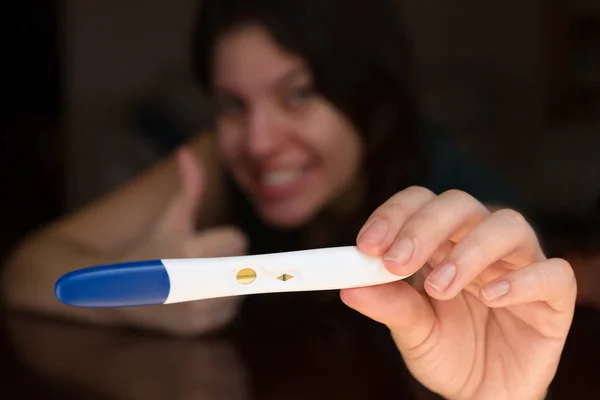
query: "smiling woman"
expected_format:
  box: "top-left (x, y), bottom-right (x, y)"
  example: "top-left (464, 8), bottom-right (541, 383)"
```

top-left (192, 0), bottom-right (423, 238)
top-left (1, 0), bottom-right (576, 399)
top-left (212, 25), bottom-right (363, 228)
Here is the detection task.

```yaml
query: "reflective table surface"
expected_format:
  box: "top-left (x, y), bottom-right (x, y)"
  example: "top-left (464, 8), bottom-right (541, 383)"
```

top-left (1, 292), bottom-right (599, 399)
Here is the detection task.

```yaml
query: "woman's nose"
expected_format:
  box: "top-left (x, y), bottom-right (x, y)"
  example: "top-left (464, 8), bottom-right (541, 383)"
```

top-left (246, 108), bottom-right (286, 157)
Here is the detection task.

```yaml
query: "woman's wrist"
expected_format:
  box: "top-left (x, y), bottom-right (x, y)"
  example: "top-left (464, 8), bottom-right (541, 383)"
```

top-left (443, 387), bottom-right (550, 400)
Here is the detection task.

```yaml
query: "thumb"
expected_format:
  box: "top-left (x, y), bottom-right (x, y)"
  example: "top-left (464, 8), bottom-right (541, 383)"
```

top-left (340, 281), bottom-right (436, 353)
top-left (159, 146), bottom-right (206, 234)
top-left (184, 226), bottom-right (249, 258)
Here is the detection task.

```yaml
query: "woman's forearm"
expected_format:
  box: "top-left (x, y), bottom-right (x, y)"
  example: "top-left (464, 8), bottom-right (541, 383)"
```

top-left (0, 230), bottom-right (122, 325)
top-left (0, 132), bottom-right (227, 324)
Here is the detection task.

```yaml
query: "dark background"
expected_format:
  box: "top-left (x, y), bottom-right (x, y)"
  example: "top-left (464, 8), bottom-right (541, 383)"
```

top-left (3, 0), bottom-right (600, 258)
top-left (2, 0), bottom-right (64, 256)
top-left (1, 1), bottom-right (599, 398)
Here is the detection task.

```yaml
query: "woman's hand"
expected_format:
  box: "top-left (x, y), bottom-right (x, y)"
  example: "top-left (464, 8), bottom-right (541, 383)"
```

top-left (112, 148), bottom-right (248, 336)
top-left (1, 143), bottom-right (243, 336)
top-left (341, 186), bottom-right (576, 400)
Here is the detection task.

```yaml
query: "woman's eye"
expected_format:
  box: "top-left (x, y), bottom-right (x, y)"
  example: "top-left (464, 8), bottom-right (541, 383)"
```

top-left (287, 87), bottom-right (313, 108)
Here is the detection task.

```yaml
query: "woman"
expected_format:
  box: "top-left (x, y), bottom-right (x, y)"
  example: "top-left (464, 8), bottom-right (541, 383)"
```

top-left (2, 0), bottom-right (575, 398)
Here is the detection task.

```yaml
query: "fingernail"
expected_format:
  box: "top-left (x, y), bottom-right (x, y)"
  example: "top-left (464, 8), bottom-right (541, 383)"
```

top-left (426, 263), bottom-right (457, 292)
top-left (383, 237), bottom-right (414, 266)
top-left (358, 219), bottom-right (388, 244)
top-left (481, 280), bottom-right (510, 301)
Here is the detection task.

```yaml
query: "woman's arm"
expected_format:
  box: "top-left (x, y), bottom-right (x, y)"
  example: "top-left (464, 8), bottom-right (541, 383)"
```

top-left (51, 132), bottom-right (227, 254)
top-left (0, 132), bottom-right (230, 324)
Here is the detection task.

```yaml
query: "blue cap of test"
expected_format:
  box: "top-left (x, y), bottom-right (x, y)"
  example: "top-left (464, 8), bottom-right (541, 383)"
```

top-left (55, 260), bottom-right (171, 307)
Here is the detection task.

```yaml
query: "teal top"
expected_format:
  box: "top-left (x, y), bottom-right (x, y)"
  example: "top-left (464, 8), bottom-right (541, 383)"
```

top-left (419, 121), bottom-right (521, 209)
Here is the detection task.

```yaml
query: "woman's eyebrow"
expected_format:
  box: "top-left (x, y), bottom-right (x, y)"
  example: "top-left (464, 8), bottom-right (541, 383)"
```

top-left (274, 65), bottom-right (310, 89)
top-left (212, 65), bottom-right (309, 96)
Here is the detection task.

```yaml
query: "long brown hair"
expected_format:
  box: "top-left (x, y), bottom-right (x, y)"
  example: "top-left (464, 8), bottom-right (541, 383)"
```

top-left (191, 0), bottom-right (425, 252)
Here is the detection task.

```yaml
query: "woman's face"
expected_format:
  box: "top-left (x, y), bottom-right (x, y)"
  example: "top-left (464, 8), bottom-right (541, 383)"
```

top-left (212, 24), bottom-right (363, 228)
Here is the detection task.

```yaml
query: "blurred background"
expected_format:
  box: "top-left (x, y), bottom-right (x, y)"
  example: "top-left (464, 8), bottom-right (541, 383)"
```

top-left (1, 1), bottom-right (599, 398)
top-left (2, 0), bottom-right (599, 260)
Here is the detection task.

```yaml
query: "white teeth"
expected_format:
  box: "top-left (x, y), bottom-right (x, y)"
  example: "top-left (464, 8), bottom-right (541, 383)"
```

top-left (262, 169), bottom-right (302, 185)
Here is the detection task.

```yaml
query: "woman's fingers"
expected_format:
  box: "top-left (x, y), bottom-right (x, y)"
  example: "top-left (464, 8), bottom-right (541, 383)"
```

top-left (357, 186), bottom-right (435, 254)
top-left (357, 188), bottom-right (490, 277)
top-left (479, 258), bottom-right (577, 313)
top-left (159, 146), bottom-right (206, 234)
top-left (186, 226), bottom-right (248, 258)
top-left (356, 186), bottom-right (557, 308)
top-left (423, 209), bottom-right (546, 300)
top-left (382, 190), bottom-right (490, 277)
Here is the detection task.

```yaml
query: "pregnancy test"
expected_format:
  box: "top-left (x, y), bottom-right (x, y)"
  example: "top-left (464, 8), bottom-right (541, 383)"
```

top-left (55, 246), bottom-right (411, 308)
